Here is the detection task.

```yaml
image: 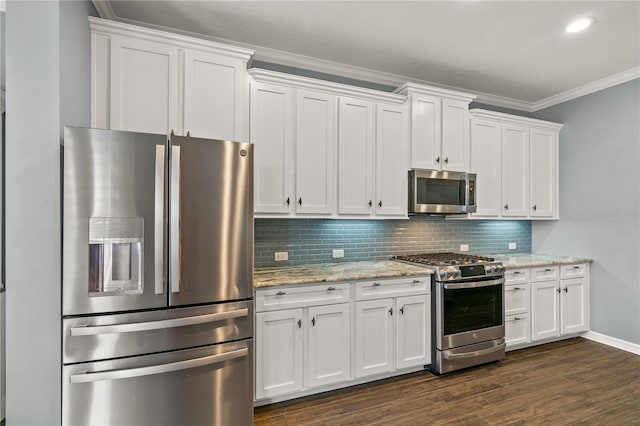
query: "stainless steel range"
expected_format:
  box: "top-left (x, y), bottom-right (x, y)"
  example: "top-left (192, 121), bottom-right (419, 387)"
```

top-left (393, 253), bottom-right (505, 374)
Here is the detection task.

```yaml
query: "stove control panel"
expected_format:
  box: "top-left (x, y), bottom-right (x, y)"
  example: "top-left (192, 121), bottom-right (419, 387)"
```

top-left (436, 263), bottom-right (504, 282)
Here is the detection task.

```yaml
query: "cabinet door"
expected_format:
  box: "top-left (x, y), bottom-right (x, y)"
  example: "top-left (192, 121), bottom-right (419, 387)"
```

top-left (561, 278), bottom-right (589, 334)
top-left (410, 94), bottom-right (441, 169)
top-left (396, 295), bottom-right (430, 369)
top-left (470, 118), bottom-right (502, 217)
top-left (531, 281), bottom-right (560, 341)
top-left (501, 124), bottom-right (530, 217)
top-left (296, 90), bottom-right (336, 214)
top-left (250, 83), bottom-right (295, 214)
top-left (338, 97), bottom-right (374, 215)
top-left (255, 309), bottom-right (303, 399)
top-left (355, 299), bottom-right (394, 377)
top-left (441, 98), bottom-right (470, 171)
top-left (530, 128), bottom-right (558, 218)
top-left (375, 103), bottom-right (407, 217)
top-left (184, 50), bottom-right (245, 141)
top-left (505, 314), bottom-right (530, 348)
top-left (109, 35), bottom-right (178, 135)
top-left (307, 303), bottom-right (351, 388)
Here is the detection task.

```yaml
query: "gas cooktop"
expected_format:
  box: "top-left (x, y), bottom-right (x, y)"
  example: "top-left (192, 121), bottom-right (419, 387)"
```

top-left (392, 252), bottom-right (495, 267)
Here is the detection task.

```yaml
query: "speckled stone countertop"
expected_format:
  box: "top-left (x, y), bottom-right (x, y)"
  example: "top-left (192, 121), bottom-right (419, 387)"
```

top-left (491, 253), bottom-right (593, 268)
top-left (254, 260), bottom-right (433, 288)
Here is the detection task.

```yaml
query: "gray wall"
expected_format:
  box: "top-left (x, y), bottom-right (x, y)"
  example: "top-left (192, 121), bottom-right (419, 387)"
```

top-left (255, 217), bottom-right (531, 268)
top-left (530, 79), bottom-right (640, 345)
top-left (5, 1), bottom-right (93, 423)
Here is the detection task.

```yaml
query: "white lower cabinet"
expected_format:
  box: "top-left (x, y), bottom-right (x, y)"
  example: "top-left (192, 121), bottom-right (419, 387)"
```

top-left (355, 278), bottom-right (430, 378)
top-left (505, 314), bottom-right (530, 347)
top-left (255, 283), bottom-right (350, 401)
top-left (255, 275), bottom-right (430, 403)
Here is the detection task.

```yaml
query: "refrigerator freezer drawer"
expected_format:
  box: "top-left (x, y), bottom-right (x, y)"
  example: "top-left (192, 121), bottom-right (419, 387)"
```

top-left (63, 301), bottom-right (253, 364)
top-left (62, 340), bottom-right (253, 426)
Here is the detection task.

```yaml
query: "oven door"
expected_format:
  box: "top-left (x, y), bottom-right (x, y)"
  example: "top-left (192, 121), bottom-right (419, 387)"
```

top-left (436, 277), bottom-right (504, 350)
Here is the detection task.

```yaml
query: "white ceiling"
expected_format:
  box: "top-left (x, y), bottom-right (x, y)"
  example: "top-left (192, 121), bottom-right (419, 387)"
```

top-left (95, 1), bottom-right (640, 111)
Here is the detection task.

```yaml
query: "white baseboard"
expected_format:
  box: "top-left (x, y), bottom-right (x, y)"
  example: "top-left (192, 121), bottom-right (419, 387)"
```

top-left (582, 331), bottom-right (640, 355)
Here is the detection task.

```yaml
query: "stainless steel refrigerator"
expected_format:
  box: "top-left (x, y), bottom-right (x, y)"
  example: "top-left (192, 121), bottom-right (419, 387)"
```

top-left (62, 127), bottom-right (254, 426)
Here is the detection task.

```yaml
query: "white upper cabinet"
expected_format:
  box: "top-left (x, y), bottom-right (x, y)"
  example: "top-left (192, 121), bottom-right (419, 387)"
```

top-left (90, 17), bottom-right (253, 140)
top-left (395, 83), bottom-right (476, 172)
top-left (530, 128), bottom-right (559, 218)
top-left (501, 123), bottom-right (530, 217)
top-left (249, 69), bottom-right (407, 219)
top-left (250, 82), bottom-right (295, 214)
top-left (470, 109), bottom-right (562, 220)
top-left (338, 97), bottom-right (375, 215)
top-left (296, 90), bottom-right (337, 215)
top-left (108, 35), bottom-right (179, 135)
top-left (375, 103), bottom-right (407, 217)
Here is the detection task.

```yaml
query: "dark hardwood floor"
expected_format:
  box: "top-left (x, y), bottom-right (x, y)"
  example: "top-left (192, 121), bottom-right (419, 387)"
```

top-left (254, 338), bottom-right (640, 425)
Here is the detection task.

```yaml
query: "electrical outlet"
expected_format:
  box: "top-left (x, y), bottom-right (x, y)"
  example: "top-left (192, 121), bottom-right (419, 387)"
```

top-left (275, 252), bottom-right (288, 261)
top-left (460, 244), bottom-right (469, 252)
top-left (509, 243), bottom-right (517, 250)
top-left (332, 249), bottom-right (344, 258)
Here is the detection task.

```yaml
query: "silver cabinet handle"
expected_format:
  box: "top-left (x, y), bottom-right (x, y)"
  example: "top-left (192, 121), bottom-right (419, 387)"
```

top-left (154, 144), bottom-right (166, 295)
top-left (436, 156), bottom-right (440, 164)
top-left (286, 197), bottom-right (290, 206)
top-left (69, 308), bottom-right (249, 336)
top-left (563, 287), bottom-right (568, 293)
top-left (378, 200), bottom-right (382, 208)
top-left (276, 291), bottom-right (286, 296)
top-left (372, 282), bottom-right (381, 287)
top-left (298, 197), bottom-right (302, 206)
top-left (443, 342), bottom-right (506, 360)
top-left (400, 306), bottom-right (404, 315)
top-left (513, 271), bottom-right (521, 275)
top-left (444, 157), bottom-right (449, 164)
top-left (504, 203), bottom-right (509, 210)
top-left (297, 319), bottom-right (302, 328)
top-left (69, 346), bottom-right (248, 384)
top-left (514, 317), bottom-right (522, 321)
top-left (511, 287), bottom-right (522, 291)
top-left (544, 268), bottom-right (553, 272)
top-left (368, 200), bottom-right (372, 207)
top-left (532, 205), bottom-right (537, 211)
top-left (327, 287), bottom-right (336, 291)
top-left (412, 279), bottom-right (421, 284)
top-left (556, 287), bottom-right (561, 293)
top-left (170, 144), bottom-right (181, 293)
top-left (573, 266), bottom-right (581, 269)
top-left (389, 307), bottom-right (393, 316)
top-left (311, 317), bottom-right (316, 326)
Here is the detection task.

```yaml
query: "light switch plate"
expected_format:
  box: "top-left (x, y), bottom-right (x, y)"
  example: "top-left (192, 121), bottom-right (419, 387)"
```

top-left (460, 244), bottom-right (469, 252)
top-left (509, 243), bottom-right (517, 250)
top-left (275, 252), bottom-right (288, 261)
top-left (332, 249), bottom-right (344, 258)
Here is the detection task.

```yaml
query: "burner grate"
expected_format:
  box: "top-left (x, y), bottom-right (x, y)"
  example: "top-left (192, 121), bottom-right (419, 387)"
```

top-left (392, 252), bottom-right (495, 266)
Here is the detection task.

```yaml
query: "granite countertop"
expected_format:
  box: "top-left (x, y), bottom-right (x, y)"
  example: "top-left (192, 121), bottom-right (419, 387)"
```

top-left (491, 253), bottom-right (593, 268)
top-left (254, 260), bottom-right (433, 288)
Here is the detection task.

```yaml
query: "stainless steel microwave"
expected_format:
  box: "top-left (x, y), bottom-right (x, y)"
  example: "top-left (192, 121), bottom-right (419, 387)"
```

top-left (408, 169), bottom-right (477, 215)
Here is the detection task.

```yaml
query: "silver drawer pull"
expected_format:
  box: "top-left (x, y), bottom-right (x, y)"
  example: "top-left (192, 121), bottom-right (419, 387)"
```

top-left (276, 291), bottom-right (286, 296)
top-left (512, 287), bottom-right (521, 291)
top-left (573, 266), bottom-right (581, 269)
top-left (513, 271), bottom-right (521, 275)
top-left (544, 268), bottom-right (553, 272)
top-left (514, 317), bottom-right (522, 321)
top-left (327, 286), bottom-right (336, 291)
top-left (372, 282), bottom-right (381, 287)
top-left (412, 279), bottom-right (421, 284)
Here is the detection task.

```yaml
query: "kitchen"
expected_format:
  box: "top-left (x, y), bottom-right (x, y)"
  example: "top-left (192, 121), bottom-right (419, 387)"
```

top-left (1, 1), bottom-right (640, 425)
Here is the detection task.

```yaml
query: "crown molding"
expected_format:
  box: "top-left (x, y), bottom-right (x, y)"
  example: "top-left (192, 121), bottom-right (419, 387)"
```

top-left (395, 82), bottom-right (476, 103)
top-left (532, 67), bottom-right (640, 112)
top-left (92, 0), bottom-right (115, 20)
top-left (470, 108), bottom-right (563, 130)
top-left (248, 69), bottom-right (406, 104)
top-left (88, 17), bottom-right (254, 61)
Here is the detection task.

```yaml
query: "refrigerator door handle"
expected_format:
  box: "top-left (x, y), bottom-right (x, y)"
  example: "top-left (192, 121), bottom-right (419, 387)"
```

top-left (69, 308), bottom-right (249, 336)
top-left (154, 144), bottom-right (166, 295)
top-left (69, 345), bottom-right (248, 384)
top-left (170, 144), bottom-right (181, 293)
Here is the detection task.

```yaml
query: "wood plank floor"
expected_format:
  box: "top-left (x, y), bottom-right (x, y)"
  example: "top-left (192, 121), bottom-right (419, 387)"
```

top-left (254, 338), bottom-right (640, 425)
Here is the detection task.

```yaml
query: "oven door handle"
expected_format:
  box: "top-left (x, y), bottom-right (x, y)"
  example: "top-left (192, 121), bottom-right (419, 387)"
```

top-left (443, 341), bottom-right (506, 361)
top-left (442, 277), bottom-right (504, 289)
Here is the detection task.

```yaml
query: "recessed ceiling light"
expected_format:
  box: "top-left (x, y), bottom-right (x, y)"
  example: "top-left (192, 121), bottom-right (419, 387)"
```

top-left (566, 17), bottom-right (596, 33)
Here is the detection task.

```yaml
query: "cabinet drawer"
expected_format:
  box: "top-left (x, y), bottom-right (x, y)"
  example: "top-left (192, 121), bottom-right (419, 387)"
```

top-left (256, 283), bottom-right (350, 312)
top-left (505, 313), bottom-right (530, 348)
top-left (504, 268), bottom-right (530, 285)
top-left (560, 263), bottom-right (587, 279)
top-left (505, 283), bottom-right (529, 315)
top-left (355, 276), bottom-right (430, 301)
top-left (530, 266), bottom-right (559, 282)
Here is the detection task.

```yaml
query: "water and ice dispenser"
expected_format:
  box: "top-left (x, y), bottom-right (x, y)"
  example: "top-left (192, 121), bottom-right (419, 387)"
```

top-left (88, 217), bottom-right (144, 295)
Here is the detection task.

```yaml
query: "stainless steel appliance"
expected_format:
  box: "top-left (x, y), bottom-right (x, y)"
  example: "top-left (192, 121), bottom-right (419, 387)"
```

top-left (62, 127), bottom-right (254, 426)
top-left (393, 253), bottom-right (505, 374)
top-left (408, 169), bottom-right (476, 215)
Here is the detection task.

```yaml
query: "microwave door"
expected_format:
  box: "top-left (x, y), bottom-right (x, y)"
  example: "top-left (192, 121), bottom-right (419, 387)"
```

top-left (63, 127), bottom-right (168, 316)
top-left (168, 135), bottom-right (253, 307)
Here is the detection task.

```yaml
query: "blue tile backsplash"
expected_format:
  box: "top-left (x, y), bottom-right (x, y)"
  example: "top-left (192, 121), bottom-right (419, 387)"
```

top-left (254, 217), bottom-right (531, 268)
